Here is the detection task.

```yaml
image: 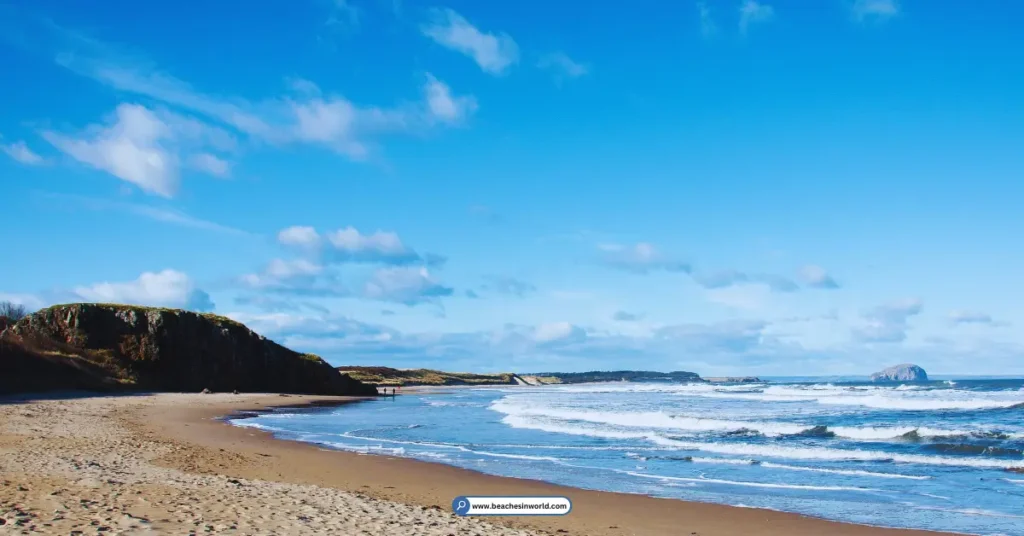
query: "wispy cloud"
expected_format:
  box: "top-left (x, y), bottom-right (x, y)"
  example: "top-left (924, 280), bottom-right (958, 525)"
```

top-left (2, 140), bottom-right (45, 165)
top-left (613, 310), bottom-right (642, 322)
top-left (948, 310), bottom-right (1006, 327)
top-left (421, 8), bottom-right (519, 75)
top-left (798, 265), bottom-right (840, 289)
top-left (597, 242), bottom-right (691, 274)
top-left (697, 1), bottom-right (718, 37)
top-left (37, 191), bottom-right (253, 236)
top-left (853, 298), bottom-right (922, 343)
top-left (276, 225), bottom-right (443, 266)
top-left (739, 0), bottom-right (775, 34)
top-left (481, 276), bottom-right (537, 297)
top-left (537, 52), bottom-right (588, 84)
top-left (364, 266), bottom-right (454, 305)
top-left (41, 104), bottom-right (235, 196)
top-left (851, 0), bottom-right (899, 22)
top-left (15, 17), bottom-right (474, 169)
top-left (424, 73), bottom-right (478, 124)
top-left (188, 153), bottom-right (231, 177)
top-left (693, 269), bottom-right (798, 292)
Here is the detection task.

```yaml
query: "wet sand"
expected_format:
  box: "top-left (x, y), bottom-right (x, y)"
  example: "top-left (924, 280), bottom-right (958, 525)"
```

top-left (0, 392), bottom-right (956, 535)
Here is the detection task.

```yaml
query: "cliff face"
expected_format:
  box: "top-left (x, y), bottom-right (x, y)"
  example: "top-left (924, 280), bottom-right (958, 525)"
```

top-left (0, 303), bottom-right (378, 396)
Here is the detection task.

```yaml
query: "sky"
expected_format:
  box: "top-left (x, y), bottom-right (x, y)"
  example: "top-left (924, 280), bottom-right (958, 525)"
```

top-left (2, 0), bottom-right (1023, 376)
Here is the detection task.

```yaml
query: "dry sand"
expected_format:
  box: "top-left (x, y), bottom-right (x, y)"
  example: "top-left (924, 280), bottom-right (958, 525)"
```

top-left (0, 393), bottom-right (956, 535)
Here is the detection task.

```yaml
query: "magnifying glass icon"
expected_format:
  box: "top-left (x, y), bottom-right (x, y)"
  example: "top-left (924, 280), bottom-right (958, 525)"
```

top-left (452, 496), bottom-right (470, 515)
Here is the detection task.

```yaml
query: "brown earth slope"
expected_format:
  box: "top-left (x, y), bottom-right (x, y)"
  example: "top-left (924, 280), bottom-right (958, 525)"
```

top-left (0, 303), bottom-right (377, 396)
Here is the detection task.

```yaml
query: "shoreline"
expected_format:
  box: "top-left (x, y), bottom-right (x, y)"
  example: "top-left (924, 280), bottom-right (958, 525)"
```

top-left (1, 392), bottom-right (961, 535)
top-left (175, 394), bottom-right (954, 536)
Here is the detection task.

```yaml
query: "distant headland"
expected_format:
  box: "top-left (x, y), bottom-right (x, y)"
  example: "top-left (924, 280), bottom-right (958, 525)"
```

top-left (1, 302), bottom-right (769, 395)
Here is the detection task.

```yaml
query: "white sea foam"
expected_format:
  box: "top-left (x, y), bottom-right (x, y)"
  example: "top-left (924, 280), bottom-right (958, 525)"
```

top-left (758, 462), bottom-right (930, 480)
top-left (909, 505), bottom-right (1024, 520)
top-left (663, 381), bottom-right (1024, 411)
top-left (623, 471), bottom-right (883, 492)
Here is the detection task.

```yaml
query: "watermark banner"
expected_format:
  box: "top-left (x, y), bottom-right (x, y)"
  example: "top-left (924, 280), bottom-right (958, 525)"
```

top-left (452, 496), bottom-right (572, 516)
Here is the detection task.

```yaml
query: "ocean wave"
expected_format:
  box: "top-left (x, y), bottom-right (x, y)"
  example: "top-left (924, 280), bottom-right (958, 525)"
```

top-left (318, 442), bottom-right (407, 456)
top-left (490, 400), bottom-right (809, 436)
top-left (500, 415), bottom-right (1024, 470)
top-left (491, 398), bottom-right (1018, 440)
top-left (675, 388), bottom-right (1024, 411)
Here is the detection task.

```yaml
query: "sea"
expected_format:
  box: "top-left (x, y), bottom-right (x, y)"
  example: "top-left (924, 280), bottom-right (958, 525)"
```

top-left (231, 379), bottom-right (1024, 535)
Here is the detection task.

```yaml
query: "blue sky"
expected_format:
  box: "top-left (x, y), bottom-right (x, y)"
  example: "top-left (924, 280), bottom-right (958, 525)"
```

top-left (2, 0), bottom-right (1023, 375)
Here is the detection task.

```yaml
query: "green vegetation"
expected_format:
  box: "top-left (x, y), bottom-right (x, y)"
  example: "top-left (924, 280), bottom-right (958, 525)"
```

top-left (336, 366), bottom-right (518, 386)
top-left (300, 353), bottom-right (326, 363)
top-left (31, 303), bottom-right (246, 329)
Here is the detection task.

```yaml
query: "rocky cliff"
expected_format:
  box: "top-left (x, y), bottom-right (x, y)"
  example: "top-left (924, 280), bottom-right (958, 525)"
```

top-left (0, 303), bottom-right (378, 396)
top-left (870, 363), bottom-right (928, 383)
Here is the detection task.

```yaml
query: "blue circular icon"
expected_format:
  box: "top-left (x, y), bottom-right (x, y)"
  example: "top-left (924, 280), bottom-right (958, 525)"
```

top-left (452, 496), bottom-right (470, 515)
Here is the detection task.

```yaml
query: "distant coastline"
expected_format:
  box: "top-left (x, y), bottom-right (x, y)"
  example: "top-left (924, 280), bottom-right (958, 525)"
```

top-left (337, 367), bottom-right (763, 387)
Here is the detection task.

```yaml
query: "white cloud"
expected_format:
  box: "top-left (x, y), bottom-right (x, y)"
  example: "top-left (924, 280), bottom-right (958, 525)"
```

top-left (853, 298), bottom-right (922, 343)
top-left (798, 265), bottom-right (840, 289)
top-left (41, 104), bottom-right (235, 197)
top-left (327, 226), bottom-right (421, 264)
top-left (424, 73), bottom-right (478, 124)
top-left (241, 258), bottom-right (324, 289)
top-left (537, 52), bottom-right (589, 82)
top-left (852, 0), bottom-right (899, 22)
top-left (278, 226), bottom-right (322, 248)
top-left (188, 153), bottom-right (230, 177)
top-left (739, 0), bottom-right (775, 34)
top-left (363, 266), bottom-right (453, 305)
top-left (597, 242), bottom-right (691, 274)
top-left (73, 269), bottom-right (214, 311)
top-left (43, 104), bottom-right (178, 196)
top-left (2, 140), bottom-right (45, 165)
top-left (421, 8), bottom-right (519, 75)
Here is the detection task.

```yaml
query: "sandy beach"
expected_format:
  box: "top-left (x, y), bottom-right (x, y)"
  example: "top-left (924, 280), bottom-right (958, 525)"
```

top-left (0, 393), bottom-right (956, 535)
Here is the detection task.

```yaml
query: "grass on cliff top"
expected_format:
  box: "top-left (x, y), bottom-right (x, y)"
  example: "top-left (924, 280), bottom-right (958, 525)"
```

top-left (30, 303), bottom-right (248, 329)
top-left (337, 366), bottom-right (516, 386)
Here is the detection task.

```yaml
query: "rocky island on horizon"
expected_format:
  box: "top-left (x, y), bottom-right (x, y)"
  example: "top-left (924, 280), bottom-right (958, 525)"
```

top-left (870, 363), bottom-right (929, 383)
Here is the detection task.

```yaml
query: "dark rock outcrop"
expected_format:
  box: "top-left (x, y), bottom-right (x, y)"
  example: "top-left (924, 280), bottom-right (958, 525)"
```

top-left (870, 363), bottom-right (928, 383)
top-left (0, 303), bottom-right (378, 396)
